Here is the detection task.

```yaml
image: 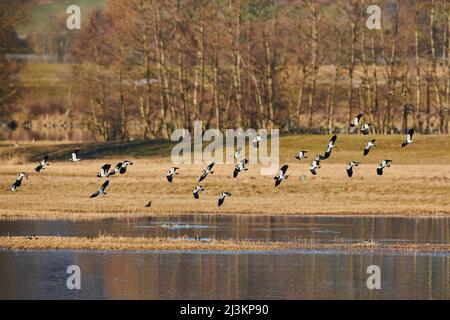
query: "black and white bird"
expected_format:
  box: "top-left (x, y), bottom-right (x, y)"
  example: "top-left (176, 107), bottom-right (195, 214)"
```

top-left (402, 129), bottom-right (414, 147)
top-left (295, 150), bottom-right (308, 160)
top-left (360, 123), bottom-right (372, 135)
top-left (70, 148), bottom-right (81, 162)
top-left (233, 159), bottom-right (248, 178)
top-left (199, 162), bottom-right (214, 182)
top-left (324, 135), bottom-right (337, 159)
top-left (363, 139), bottom-right (376, 156)
top-left (351, 113), bottom-right (363, 128)
top-left (34, 155), bottom-right (49, 173)
top-left (218, 192), bottom-right (231, 207)
top-left (193, 185), bottom-right (205, 199)
top-left (310, 155), bottom-right (322, 176)
top-left (97, 164), bottom-right (112, 177)
top-left (10, 172), bottom-right (28, 192)
top-left (274, 164), bottom-right (289, 187)
top-left (166, 167), bottom-right (180, 182)
top-left (90, 180), bottom-right (109, 198)
top-left (346, 161), bottom-right (360, 178)
top-left (252, 135), bottom-right (263, 148)
top-left (113, 160), bottom-right (133, 175)
top-left (377, 160), bottom-right (392, 176)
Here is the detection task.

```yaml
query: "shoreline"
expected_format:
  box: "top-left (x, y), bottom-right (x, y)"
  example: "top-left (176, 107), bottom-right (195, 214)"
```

top-left (0, 236), bottom-right (449, 254)
top-left (0, 210), bottom-right (449, 221)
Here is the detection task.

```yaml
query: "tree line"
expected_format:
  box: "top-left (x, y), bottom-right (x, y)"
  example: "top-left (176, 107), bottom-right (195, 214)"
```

top-left (2, 1), bottom-right (450, 141)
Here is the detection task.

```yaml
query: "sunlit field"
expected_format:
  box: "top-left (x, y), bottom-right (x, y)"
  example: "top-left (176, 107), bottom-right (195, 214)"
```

top-left (1, 134), bottom-right (449, 220)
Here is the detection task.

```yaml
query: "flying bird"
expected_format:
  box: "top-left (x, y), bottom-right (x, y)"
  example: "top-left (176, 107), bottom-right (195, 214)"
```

top-left (233, 159), bottom-right (248, 178)
top-left (34, 155), bottom-right (49, 173)
top-left (10, 172), bottom-right (28, 192)
top-left (218, 192), bottom-right (231, 207)
top-left (97, 164), bottom-right (112, 177)
top-left (351, 113), bottom-right (363, 128)
top-left (252, 135), bottom-right (263, 148)
top-left (112, 160), bottom-right (133, 175)
top-left (324, 135), bottom-right (337, 159)
top-left (274, 164), bottom-right (289, 187)
top-left (70, 148), bottom-right (81, 162)
top-left (377, 160), bottom-right (392, 176)
top-left (90, 180), bottom-right (110, 198)
top-left (402, 129), bottom-right (414, 147)
top-left (310, 156), bottom-right (322, 176)
top-left (295, 150), bottom-right (308, 160)
top-left (360, 123), bottom-right (372, 135)
top-left (346, 161), bottom-right (360, 178)
top-left (363, 139), bottom-right (376, 156)
top-left (199, 162), bottom-right (214, 182)
top-left (166, 167), bottom-right (180, 182)
top-left (145, 200), bottom-right (152, 208)
top-left (193, 185), bottom-right (205, 199)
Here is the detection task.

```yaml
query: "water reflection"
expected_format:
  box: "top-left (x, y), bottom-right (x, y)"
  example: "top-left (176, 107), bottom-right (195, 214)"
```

top-left (0, 250), bottom-right (448, 299)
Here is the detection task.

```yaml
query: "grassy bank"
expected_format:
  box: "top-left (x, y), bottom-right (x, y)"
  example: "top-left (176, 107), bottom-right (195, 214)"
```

top-left (0, 235), bottom-right (448, 254)
top-left (0, 135), bottom-right (449, 220)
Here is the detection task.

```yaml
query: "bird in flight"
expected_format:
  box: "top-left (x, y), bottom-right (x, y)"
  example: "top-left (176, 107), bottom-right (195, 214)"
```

top-left (346, 161), bottom-right (360, 178)
top-left (360, 123), bottom-right (372, 135)
top-left (295, 150), bottom-right (308, 160)
top-left (112, 161), bottom-right (133, 175)
top-left (218, 192), bottom-right (231, 207)
top-left (363, 139), bottom-right (376, 156)
top-left (351, 113), bottom-right (363, 128)
top-left (377, 160), bottom-right (392, 176)
top-left (70, 148), bottom-right (81, 162)
top-left (274, 164), bottom-right (289, 187)
top-left (145, 200), bottom-right (152, 208)
top-left (90, 180), bottom-right (110, 198)
top-left (252, 135), bottom-right (263, 148)
top-left (233, 159), bottom-right (248, 178)
top-left (193, 185), bottom-right (205, 199)
top-left (10, 172), bottom-right (28, 192)
top-left (324, 135), bottom-right (337, 159)
top-left (97, 164), bottom-right (112, 177)
top-left (310, 155), bottom-right (323, 176)
top-left (402, 129), bottom-right (414, 147)
top-left (166, 167), bottom-right (180, 182)
top-left (199, 162), bottom-right (214, 182)
top-left (34, 155), bottom-right (49, 173)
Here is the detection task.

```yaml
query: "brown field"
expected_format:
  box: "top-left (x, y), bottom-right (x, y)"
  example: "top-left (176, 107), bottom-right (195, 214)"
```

top-left (0, 134), bottom-right (449, 220)
top-left (0, 235), bottom-right (449, 254)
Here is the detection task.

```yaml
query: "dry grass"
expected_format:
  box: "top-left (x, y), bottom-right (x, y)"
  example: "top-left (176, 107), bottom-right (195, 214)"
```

top-left (0, 135), bottom-right (449, 220)
top-left (0, 235), bottom-right (448, 254)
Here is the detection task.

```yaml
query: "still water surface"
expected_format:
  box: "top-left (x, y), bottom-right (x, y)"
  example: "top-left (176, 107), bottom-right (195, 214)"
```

top-left (0, 215), bottom-right (448, 299)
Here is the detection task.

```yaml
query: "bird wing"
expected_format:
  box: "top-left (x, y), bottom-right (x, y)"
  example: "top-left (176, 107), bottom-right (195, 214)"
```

top-left (377, 168), bottom-right (384, 176)
top-left (35, 164), bottom-right (43, 172)
top-left (408, 128), bottom-right (414, 139)
top-left (207, 162), bottom-right (215, 171)
top-left (167, 175), bottom-right (173, 182)
top-left (193, 192), bottom-right (199, 199)
top-left (102, 164), bottom-right (111, 171)
top-left (310, 168), bottom-right (317, 175)
top-left (41, 156), bottom-right (49, 164)
top-left (90, 191), bottom-right (100, 198)
top-left (347, 167), bottom-right (353, 177)
top-left (233, 168), bottom-right (239, 178)
top-left (275, 179), bottom-right (282, 187)
top-left (199, 171), bottom-right (207, 182)
top-left (100, 180), bottom-right (109, 192)
top-left (280, 164), bottom-right (288, 175)
top-left (218, 197), bottom-right (224, 207)
top-left (363, 147), bottom-right (370, 156)
top-left (330, 135), bottom-right (337, 144)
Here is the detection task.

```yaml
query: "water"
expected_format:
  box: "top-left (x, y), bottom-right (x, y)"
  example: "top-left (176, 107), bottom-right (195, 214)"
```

top-left (0, 215), bottom-right (449, 299)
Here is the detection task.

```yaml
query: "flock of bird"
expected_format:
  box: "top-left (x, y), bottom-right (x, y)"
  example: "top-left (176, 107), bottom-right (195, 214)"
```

top-left (9, 113), bottom-right (416, 208)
